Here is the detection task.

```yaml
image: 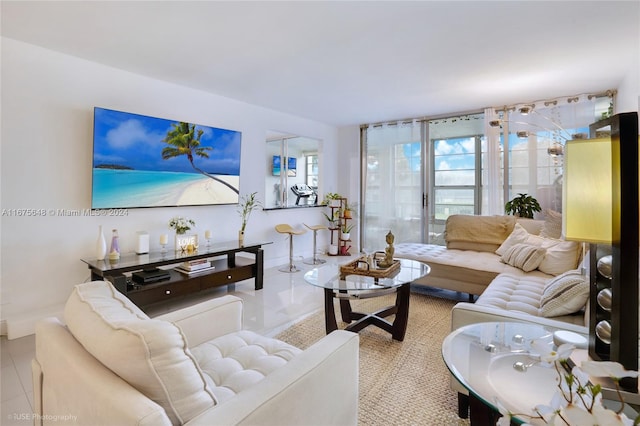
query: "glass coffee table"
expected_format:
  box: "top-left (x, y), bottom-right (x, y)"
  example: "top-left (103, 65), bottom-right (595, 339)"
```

top-left (304, 259), bottom-right (430, 341)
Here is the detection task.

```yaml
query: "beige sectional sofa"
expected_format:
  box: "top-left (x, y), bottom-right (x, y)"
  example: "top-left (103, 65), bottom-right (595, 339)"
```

top-left (395, 214), bottom-right (588, 329)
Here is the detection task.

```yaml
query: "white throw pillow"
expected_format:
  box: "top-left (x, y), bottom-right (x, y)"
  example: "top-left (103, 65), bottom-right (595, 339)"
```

top-left (540, 209), bottom-right (563, 239)
top-left (500, 243), bottom-right (547, 272)
top-left (538, 239), bottom-right (581, 276)
top-left (495, 223), bottom-right (530, 256)
top-left (64, 281), bottom-right (216, 424)
top-left (524, 234), bottom-right (581, 276)
top-left (541, 269), bottom-right (589, 317)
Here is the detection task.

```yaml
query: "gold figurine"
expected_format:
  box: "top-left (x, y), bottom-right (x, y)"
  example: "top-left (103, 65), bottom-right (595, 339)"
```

top-left (378, 230), bottom-right (395, 268)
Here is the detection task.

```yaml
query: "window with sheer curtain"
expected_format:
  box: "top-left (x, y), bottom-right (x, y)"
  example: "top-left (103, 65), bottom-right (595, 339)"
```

top-left (360, 92), bottom-right (614, 248)
top-left (497, 94), bottom-right (612, 214)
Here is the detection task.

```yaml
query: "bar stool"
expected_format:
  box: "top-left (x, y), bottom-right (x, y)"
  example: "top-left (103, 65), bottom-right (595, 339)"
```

top-left (275, 224), bottom-right (307, 273)
top-left (303, 224), bottom-right (327, 265)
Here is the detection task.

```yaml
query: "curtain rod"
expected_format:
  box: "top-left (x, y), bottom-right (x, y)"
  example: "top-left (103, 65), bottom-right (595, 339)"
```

top-left (493, 89), bottom-right (616, 114)
top-left (361, 108), bottom-right (484, 130)
top-left (360, 89), bottom-right (616, 129)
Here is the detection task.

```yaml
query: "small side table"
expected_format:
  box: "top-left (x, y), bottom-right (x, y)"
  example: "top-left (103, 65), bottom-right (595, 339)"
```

top-left (442, 322), bottom-right (575, 425)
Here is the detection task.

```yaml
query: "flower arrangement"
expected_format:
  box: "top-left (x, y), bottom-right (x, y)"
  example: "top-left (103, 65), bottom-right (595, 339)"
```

top-left (168, 216), bottom-right (195, 235)
top-left (497, 339), bottom-right (639, 426)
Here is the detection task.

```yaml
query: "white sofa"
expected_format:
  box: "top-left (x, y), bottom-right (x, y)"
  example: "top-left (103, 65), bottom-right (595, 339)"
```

top-left (396, 214), bottom-right (589, 418)
top-left (32, 281), bottom-right (360, 426)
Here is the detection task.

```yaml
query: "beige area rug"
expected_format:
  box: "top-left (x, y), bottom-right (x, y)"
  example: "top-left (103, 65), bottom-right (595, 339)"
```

top-left (276, 292), bottom-right (471, 426)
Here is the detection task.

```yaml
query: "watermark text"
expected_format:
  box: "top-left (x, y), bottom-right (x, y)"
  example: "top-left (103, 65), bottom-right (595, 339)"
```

top-left (7, 412), bottom-right (78, 422)
top-left (2, 208), bottom-right (129, 217)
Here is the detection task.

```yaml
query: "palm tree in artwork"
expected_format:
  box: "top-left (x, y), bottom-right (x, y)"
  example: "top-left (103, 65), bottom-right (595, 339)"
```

top-left (162, 122), bottom-right (239, 194)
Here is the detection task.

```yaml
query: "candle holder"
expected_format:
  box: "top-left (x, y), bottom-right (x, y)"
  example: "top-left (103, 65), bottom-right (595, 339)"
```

top-left (159, 234), bottom-right (169, 254)
top-left (204, 230), bottom-right (212, 248)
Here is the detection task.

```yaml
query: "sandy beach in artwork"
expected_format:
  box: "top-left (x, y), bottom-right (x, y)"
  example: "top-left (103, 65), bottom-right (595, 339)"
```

top-left (174, 175), bottom-right (240, 205)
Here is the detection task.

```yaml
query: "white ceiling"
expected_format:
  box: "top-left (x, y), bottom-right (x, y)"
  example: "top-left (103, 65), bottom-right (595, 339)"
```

top-left (2, 1), bottom-right (638, 127)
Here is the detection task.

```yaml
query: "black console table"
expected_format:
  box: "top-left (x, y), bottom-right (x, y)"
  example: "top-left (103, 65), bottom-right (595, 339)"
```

top-left (81, 240), bottom-right (271, 308)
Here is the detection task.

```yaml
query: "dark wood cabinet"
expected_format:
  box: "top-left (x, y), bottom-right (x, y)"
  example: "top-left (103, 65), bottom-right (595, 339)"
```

top-left (81, 240), bottom-right (271, 309)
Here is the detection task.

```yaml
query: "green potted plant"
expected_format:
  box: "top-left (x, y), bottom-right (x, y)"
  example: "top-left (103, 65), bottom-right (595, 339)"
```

top-left (322, 192), bottom-right (342, 207)
top-left (341, 223), bottom-right (354, 240)
top-left (323, 211), bottom-right (339, 229)
top-left (237, 192), bottom-right (262, 244)
top-left (343, 202), bottom-right (357, 219)
top-left (505, 193), bottom-right (542, 219)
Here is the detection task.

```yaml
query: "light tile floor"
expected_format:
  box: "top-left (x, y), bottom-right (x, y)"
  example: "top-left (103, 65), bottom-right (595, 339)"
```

top-left (0, 254), bottom-right (468, 425)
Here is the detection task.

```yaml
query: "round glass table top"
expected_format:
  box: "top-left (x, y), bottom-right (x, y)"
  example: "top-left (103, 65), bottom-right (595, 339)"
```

top-left (304, 258), bottom-right (430, 292)
top-left (442, 322), bottom-right (565, 424)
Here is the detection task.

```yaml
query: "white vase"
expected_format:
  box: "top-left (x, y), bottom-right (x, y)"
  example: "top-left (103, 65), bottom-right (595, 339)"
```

top-left (96, 225), bottom-right (107, 260)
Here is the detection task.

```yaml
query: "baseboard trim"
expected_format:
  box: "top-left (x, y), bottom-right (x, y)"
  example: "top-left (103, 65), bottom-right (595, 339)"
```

top-left (5, 305), bottom-right (65, 339)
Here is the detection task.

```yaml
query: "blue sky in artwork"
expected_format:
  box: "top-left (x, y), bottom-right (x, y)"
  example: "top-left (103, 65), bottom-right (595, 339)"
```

top-left (92, 107), bottom-right (242, 175)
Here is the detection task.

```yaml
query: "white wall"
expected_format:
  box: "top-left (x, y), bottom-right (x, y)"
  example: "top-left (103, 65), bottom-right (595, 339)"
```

top-left (615, 59), bottom-right (639, 113)
top-left (0, 38), bottom-right (342, 337)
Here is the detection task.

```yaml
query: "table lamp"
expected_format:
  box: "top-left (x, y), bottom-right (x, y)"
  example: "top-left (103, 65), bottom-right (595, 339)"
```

top-left (563, 112), bottom-right (638, 394)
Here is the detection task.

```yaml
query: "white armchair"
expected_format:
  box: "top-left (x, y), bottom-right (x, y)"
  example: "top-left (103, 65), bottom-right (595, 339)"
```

top-left (32, 281), bottom-right (359, 426)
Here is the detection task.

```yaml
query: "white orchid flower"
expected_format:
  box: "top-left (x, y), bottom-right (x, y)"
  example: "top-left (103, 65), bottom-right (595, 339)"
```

top-left (571, 365), bottom-right (591, 384)
top-left (563, 403), bottom-right (601, 425)
top-left (531, 340), bottom-right (574, 363)
top-left (581, 361), bottom-right (640, 380)
top-left (591, 404), bottom-right (634, 426)
top-left (535, 391), bottom-right (565, 424)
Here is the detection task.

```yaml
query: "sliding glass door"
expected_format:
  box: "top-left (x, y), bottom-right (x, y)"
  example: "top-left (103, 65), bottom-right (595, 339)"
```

top-left (361, 113), bottom-right (486, 249)
top-left (429, 135), bottom-right (482, 243)
top-left (426, 113), bottom-right (485, 243)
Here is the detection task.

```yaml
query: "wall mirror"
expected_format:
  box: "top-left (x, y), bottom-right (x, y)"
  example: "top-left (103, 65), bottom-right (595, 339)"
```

top-left (264, 131), bottom-right (321, 209)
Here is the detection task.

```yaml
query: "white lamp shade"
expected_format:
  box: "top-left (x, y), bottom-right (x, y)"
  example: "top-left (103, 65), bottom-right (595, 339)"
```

top-left (563, 137), bottom-right (612, 243)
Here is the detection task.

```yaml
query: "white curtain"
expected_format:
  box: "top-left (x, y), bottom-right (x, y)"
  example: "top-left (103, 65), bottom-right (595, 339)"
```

top-left (362, 120), bottom-right (423, 250)
top-left (504, 94), bottom-right (609, 215)
top-left (484, 107), bottom-right (503, 215)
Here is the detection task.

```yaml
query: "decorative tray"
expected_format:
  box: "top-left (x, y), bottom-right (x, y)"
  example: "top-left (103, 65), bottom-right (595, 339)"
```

top-left (339, 256), bottom-right (400, 279)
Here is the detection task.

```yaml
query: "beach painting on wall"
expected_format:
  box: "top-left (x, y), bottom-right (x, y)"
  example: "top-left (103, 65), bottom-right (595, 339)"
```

top-left (91, 107), bottom-right (241, 209)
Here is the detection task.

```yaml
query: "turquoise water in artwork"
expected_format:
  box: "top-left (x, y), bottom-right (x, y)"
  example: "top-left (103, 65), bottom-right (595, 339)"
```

top-left (92, 169), bottom-right (213, 208)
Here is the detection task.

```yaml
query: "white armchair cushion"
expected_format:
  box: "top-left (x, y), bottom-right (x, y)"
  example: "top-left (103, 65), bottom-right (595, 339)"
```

top-left (191, 330), bottom-right (302, 403)
top-left (64, 281), bottom-right (216, 425)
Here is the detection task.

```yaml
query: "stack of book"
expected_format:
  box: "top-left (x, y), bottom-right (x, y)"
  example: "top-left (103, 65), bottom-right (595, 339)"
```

top-left (175, 259), bottom-right (215, 275)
